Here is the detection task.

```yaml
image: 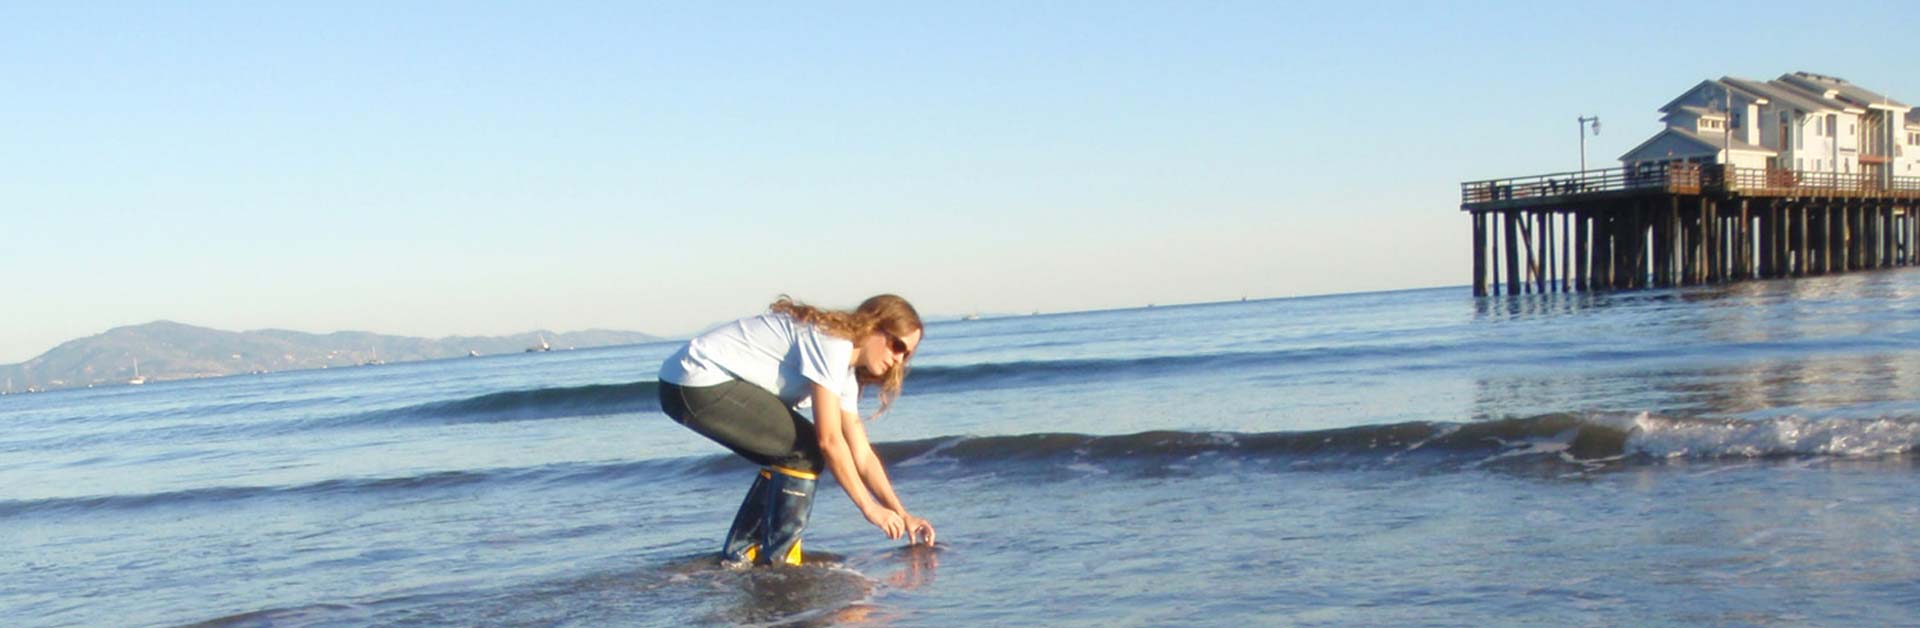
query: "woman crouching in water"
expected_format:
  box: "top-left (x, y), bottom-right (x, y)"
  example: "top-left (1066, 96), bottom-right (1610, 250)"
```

top-left (657, 294), bottom-right (934, 565)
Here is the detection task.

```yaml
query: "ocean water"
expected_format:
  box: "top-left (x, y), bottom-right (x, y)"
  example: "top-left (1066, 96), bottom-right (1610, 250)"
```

top-left (6, 270), bottom-right (1920, 627)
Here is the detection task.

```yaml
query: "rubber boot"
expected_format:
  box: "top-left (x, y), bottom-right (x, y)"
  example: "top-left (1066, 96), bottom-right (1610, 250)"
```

top-left (721, 469), bottom-right (773, 563)
top-left (761, 466), bottom-right (818, 566)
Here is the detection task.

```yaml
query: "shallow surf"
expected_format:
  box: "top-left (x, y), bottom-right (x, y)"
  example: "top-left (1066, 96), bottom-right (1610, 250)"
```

top-left (7, 271), bottom-right (1920, 626)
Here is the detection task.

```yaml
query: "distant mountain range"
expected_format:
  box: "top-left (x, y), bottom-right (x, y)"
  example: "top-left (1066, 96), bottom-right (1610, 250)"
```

top-left (0, 321), bottom-right (661, 393)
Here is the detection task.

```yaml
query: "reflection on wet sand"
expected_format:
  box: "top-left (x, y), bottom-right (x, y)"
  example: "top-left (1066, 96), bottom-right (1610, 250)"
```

top-left (882, 544), bottom-right (940, 592)
top-left (714, 544), bottom-right (943, 627)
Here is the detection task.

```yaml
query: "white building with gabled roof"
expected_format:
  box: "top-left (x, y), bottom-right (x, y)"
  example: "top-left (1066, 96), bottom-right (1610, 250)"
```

top-left (1620, 72), bottom-right (1919, 184)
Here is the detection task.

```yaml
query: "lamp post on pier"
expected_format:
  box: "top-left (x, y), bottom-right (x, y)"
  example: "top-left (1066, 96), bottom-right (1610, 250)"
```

top-left (1578, 115), bottom-right (1601, 179)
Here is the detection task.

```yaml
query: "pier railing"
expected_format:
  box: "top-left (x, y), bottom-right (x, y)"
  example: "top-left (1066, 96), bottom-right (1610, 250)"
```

top-left (1461, 164), bottom-right (1700, 204)
top-left (1463, 165), bottom-right (1920, 205)
top-left (1711, 167), bottom-right (1920, 196)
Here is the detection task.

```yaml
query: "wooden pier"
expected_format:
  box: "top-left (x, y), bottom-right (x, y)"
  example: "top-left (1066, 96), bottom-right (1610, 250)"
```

top-left (1462, 164), bottom-right (1920, 296)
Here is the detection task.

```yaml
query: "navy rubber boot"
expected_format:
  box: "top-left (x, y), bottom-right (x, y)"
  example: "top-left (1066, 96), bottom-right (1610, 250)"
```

top-left (721, 469), bottom-right (772, 563)
top-left (761, 467), bottom-right (817, 566)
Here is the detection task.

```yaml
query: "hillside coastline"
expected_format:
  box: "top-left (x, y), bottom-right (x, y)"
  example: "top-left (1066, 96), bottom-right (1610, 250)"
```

top-left (1, 321), bottom-right (660, 393)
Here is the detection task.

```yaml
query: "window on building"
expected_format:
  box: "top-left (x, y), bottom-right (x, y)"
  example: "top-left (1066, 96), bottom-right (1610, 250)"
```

top-left (1797, 158), bottom-right (1804, 170)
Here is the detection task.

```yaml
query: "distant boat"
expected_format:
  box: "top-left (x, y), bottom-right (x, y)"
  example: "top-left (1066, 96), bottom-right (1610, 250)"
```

top-left (526, 334), bottom-right (552, 353)
top-left (468, 350), bottom-right (481, 358)
top-left (128, 359), bottom-right (146, 385)
top-left (961, 313), bottom-right (981, 321)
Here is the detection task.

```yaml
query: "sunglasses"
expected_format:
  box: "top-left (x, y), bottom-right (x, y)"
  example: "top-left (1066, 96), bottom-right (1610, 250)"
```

top-left (884, 332), bottom-right (912, 358)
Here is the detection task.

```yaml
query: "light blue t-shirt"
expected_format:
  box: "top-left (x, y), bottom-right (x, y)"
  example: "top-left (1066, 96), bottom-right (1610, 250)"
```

top-left (658, 313), bottom-right (860, 414)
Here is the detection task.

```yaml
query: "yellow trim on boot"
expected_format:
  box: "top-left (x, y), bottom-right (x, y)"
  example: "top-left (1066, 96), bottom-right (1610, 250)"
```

top-left (741, 544), bottom-right (759, 563)
top-left (782, 538), bottom-right (803, 566)
top-left (770, 465), bottom-right (818, 480)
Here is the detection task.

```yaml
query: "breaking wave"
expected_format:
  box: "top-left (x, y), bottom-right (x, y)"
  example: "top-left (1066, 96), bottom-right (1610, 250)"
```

top-left (878, 412), bottom-right (1920, 471)
top-left (315, 381), bottom-right (662, 429)
top-left (9, 413), bottom-right (1913, 518)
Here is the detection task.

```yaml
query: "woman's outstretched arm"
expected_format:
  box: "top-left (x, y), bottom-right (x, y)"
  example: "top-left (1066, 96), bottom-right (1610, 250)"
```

top-left (840, 407), bottom-right (937, 545)
top-left (812, 383), bottom-right (906, 539)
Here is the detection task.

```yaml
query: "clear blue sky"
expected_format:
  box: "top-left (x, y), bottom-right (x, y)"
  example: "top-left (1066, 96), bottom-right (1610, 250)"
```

top-left (3, 1), bottom-right (1915, 363)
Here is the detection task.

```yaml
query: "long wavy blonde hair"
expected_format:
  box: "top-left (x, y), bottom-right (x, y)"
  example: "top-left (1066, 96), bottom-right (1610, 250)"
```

top-left (769, 294), bottom-right (922, 419)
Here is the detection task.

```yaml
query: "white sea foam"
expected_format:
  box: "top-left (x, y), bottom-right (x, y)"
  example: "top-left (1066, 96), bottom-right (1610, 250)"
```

top-left (893, 437), bottom-right (964, 468)
top-left (1065, 461), bottom-right (1109, 476)
top-left (1467, 439), bottom-right (1571, 468)
top-left (1622, 412), bottom-right (1920, 459)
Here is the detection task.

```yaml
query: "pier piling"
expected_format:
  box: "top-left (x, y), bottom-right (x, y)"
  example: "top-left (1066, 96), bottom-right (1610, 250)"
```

top-left (1464, 164), bottom-right (1920, 296)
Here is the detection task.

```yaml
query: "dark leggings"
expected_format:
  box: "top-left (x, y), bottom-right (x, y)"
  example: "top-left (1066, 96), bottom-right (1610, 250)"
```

top-left (658, 380), bottom-right (824, 473)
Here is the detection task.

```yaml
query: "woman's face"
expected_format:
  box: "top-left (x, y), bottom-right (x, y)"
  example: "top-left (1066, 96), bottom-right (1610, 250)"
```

top-left (858, 327), bottom-right (921, 377)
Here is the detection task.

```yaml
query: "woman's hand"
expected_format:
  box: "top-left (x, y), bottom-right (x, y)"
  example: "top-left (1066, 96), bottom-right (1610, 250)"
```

top-left (863, 504), bottom-right (906, 539)
top-left (904, 514), bottom-right (937, 546)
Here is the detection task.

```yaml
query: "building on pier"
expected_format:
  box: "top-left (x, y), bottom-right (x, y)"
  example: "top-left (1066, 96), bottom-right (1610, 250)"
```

top-left (1619, 72), bottom-right (1920, 180)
